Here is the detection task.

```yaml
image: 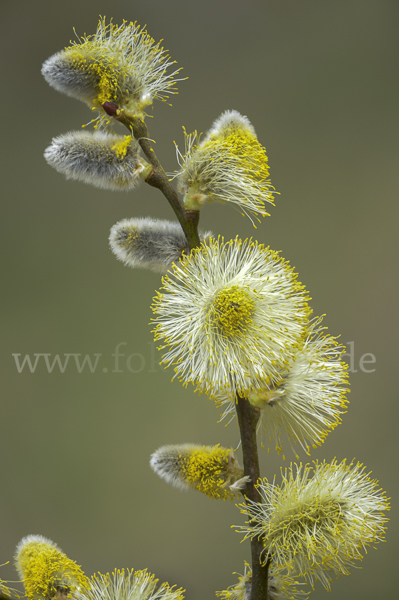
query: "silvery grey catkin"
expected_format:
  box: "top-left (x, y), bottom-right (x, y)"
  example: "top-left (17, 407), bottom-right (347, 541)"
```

top-left (109, 217), bottom-right (213, 273)
top-left (44, 131), bottom-right (151, 191)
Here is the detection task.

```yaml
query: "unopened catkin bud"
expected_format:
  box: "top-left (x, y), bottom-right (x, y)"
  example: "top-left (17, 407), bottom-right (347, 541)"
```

top-left (44, 131), bottom-right (151, 191)
top-left (15, 535), bottom-right (88, 600)
top-left (150, 444), bottom-right (249, 500)
top-left (109, 217), bottom-right (213, 273)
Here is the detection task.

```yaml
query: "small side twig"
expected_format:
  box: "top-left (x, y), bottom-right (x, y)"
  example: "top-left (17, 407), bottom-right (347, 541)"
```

top-left (103, 102), bottom-right (201, 250)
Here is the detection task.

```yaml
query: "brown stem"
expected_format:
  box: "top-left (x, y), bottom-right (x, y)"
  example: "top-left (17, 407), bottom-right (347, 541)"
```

top-left (102, 103), bottom-right (201, 249)
top-left (236, 394), bottom-right (270, 600)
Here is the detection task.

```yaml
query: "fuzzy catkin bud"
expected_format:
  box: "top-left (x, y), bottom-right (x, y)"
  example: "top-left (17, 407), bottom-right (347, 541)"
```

top-left (109, 218), bottom-right (213, 273)
top-left (176, 110), bottom-right (275, 223)
top-left (41, 18), bottom-right (182, 124)
top-left (150, 444), bottom-right (248, 500)
top-left (15, 535), bottom-right (88, 600)
top-left (44, 131), bottom-right (150, 191)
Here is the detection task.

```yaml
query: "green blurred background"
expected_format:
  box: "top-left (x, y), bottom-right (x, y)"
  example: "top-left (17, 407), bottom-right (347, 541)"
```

top-left (2, 1), bottom-right (398, 598)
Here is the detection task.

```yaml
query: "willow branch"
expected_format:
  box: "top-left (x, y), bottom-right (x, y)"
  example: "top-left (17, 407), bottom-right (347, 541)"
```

top-left (236, 394), bottom-right (270, 600)
top-left (103, 102), bottom-right (201, 249)
top-left (104, 103), bottom-right (267, 595)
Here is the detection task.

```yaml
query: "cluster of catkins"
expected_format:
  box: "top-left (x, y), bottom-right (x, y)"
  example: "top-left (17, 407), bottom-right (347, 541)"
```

top-left (20, 16), bottom-right (390, 599)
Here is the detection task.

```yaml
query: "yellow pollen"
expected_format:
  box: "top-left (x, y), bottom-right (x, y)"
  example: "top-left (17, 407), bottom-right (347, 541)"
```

top-left (203, 130), bottom-right (271, 183)
top-left (111, 135), bottom-right (131, 159)
top-left (181, 447), bottom-right (233, 500)
top-left (211, 285), bottom-right (255, 337)
top-left (64, 48), bottom-right (122, 106)
top-left (16, 539), bottom-right (88, 600)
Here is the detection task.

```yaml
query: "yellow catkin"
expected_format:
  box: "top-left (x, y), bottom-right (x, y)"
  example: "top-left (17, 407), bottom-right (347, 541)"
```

top-left (181, 446), bottom-right (235, 500)
top-left (16, 537), bottom-right (88, 600)
top-left (176, 114), bottom-right (276, 222)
